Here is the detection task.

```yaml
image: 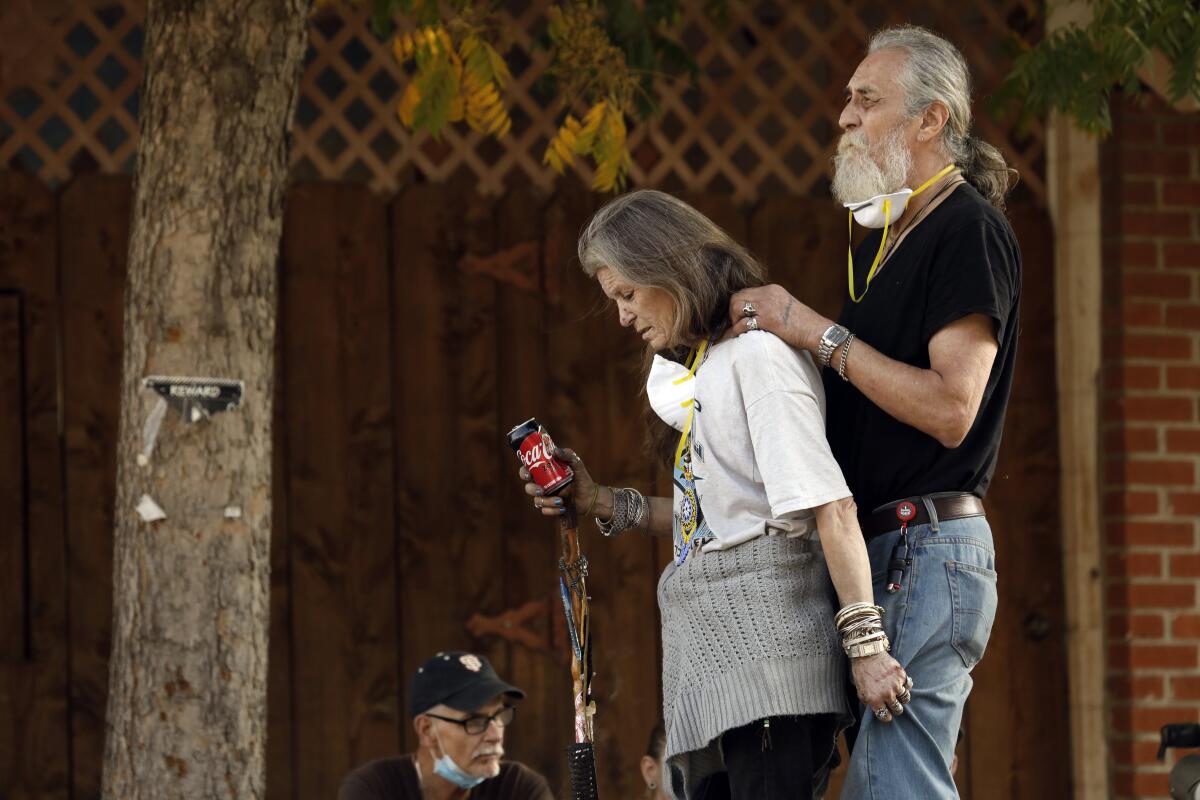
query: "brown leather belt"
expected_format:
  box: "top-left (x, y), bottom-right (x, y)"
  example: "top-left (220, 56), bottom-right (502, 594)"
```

top-left (859, 493), bottom-right (985, 540)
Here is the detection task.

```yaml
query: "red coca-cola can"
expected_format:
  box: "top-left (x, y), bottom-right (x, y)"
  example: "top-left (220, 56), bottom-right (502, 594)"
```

top-left (507, 417), bottom-right (574, 495)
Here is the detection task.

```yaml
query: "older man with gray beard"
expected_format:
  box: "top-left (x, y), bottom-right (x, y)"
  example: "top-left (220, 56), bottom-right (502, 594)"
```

top-left (727, 25), bottom-right (1020, 799)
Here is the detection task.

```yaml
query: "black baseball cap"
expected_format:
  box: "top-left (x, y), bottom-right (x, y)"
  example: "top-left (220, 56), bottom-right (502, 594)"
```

top-left (410, 651), bottom-right (526, 717)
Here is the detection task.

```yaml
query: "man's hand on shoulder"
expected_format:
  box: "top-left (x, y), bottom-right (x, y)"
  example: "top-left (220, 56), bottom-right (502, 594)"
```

top-left (726, 284), bottom-right (832, 352)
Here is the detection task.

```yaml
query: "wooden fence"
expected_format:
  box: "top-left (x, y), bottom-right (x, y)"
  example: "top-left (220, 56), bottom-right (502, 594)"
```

top-left (0, 171), bottom-right (1069, 798)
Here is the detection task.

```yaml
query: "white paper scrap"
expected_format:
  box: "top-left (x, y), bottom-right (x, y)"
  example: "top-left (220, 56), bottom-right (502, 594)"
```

top-left (135, 494), bottom-right (167, 522)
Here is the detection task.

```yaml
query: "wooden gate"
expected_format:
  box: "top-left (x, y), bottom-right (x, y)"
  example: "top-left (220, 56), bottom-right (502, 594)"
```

top-left (0, 172), bottom-right (1068, 799)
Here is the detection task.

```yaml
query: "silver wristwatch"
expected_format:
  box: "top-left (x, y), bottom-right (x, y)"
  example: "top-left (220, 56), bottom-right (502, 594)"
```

top-left (818, 324), bottom-right (852, 368)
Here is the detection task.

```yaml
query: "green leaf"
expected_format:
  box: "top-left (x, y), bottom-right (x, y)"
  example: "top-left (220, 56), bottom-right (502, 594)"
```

top-left (369, 0), bottom-right (397, 38)
top-left (413, 57), bottom-right (459, 136)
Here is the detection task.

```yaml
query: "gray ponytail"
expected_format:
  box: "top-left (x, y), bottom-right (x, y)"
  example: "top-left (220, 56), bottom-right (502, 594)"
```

top-left (868, 25), bottom-right (1018, 210)
top-left (959, 135), bottom-right (1018, 211)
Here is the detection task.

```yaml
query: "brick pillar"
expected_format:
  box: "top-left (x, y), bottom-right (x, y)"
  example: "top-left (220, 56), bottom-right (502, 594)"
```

top-left (1101, 92), bottom-right (1200, 799)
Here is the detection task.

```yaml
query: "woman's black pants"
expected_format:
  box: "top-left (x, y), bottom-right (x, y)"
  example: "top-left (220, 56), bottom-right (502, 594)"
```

top-left (687, 714), bottom-right (839, 800)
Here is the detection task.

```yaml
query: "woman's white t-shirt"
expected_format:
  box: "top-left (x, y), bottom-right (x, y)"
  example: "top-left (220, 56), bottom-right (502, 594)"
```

top-left (686, 330), bottom-right (851, 552)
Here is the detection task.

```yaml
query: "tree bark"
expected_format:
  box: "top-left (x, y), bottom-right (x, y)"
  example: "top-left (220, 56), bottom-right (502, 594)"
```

top-left (102, 1), bottom-right (310, 798)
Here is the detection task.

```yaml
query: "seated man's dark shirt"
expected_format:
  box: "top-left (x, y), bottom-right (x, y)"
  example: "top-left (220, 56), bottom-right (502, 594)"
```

top-left (339, 755), bottom-right (555, 800)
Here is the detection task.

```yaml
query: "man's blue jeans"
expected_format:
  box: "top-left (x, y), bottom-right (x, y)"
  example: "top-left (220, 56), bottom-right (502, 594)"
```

top-left (841, 507), bottom-right (998, 799)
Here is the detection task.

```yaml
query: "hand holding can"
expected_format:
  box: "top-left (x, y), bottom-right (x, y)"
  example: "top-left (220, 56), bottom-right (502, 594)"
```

top-left (508, 418), bottom-right (600, 517)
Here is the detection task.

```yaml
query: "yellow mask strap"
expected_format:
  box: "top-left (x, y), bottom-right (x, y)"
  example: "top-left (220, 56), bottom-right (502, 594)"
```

top-left (911, 163), bottom-right (958, 199)
top-left (847, 199), bottom-right (891, 304)
top-left (672, 339), bottom-right (708, 385)
top-left (671, 339), bottom-right (710, 468)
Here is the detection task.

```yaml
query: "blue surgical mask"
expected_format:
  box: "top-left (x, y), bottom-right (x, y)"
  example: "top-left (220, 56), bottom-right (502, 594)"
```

top-left (432, 731), bottom-right (487, 790)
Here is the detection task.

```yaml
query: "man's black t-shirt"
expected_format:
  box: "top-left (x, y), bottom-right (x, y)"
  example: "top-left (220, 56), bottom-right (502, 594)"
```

top-left (823, 183), bottom-right (1021, 514)
top-left (338, 754), bottom-right (555, 800)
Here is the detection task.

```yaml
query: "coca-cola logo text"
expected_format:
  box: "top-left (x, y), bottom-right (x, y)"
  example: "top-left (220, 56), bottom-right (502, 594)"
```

top-left (518, 437), bottom-right (556, 470)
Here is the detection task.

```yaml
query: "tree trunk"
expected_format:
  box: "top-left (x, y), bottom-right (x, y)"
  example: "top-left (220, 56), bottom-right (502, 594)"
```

top-left (102, 1), bottom-right (309, 798)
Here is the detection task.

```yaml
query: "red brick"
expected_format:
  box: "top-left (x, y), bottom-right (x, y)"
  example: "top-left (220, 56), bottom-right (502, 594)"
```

top-left (1105, 396), bottom-right (1194, 423)
top-left (1167, 366), bottom-right (1200, 390)
top-left (1131, 706), bottom-right (1200, 733)
top-left (1121, 241), bottom-right (1159, 269)
top-left (1166, 428), bottom-right (1200, 453)
top-left (1120, 118), bottom-right (1160, 144)
top-left (1165, 305), bottom-right (1200, 329)
top-left (1168, 491), bottom-right (1200, 515)
top-left (1122, 149), bottom-right (1194, 177)
top-left (1107, 458), bottom-right (1195, 485)
top-left (1119, 333), bottom-right (1192, 359)
top-left (1107, 521), bottom-right (1195, 547)
top-left (1105, 490), bottom-right (1159, 515)
top-left (1105, 363), bottom-right (1161, 390)
top-left (1123, 179), bottom-right (1158, 205)
top-left (1121, 271), bottom-right (1192, 299)
top-left (1174, 613), bottom-right (1200, 637)
top-left (1107, 609), bottom-right (1165, 637)
top-left (1129, 770), bottom-right (1171, 797)
top-left (1111, 738), bottom-right (1165, 767)
top-left (1123, 210), bottom-right (1193, 238)
top-left (1171, 675), bottom-right (1200, 701)
top-left (1170, 555), bottom-right (1200, 579)
top-left (1163, 182), bottom-right (1200, 206)
top-left (1163, 119), bottom-right (1200, 147)
top-left (1110, 642), bottom-right (1198, 670)
top-left (1165, 242), bottom-right (1200, 269)
top-left (1109, 675), bottom-right (1166, 703)
top-left (1112, 706), bottom-right (1200, 736)
top-left (1108, 582), bottom-right (1196, 610)
top-left (1104, 427), bottom-right (1159, 453)
top-left (1120, 302), bottom-right (1164, 328)
top-left (1107, 553), bottom-right (1163, 580)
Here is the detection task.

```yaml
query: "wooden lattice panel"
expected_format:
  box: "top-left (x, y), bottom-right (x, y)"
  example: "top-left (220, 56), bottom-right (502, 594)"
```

top-left (0, 2), bottom-right (144, 186)
top-left (0, 0), bottom-right (1045, 203)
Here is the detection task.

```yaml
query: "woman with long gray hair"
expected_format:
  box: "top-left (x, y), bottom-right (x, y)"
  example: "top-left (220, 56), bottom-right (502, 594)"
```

top-left (516, 190), bottom-right (910, 799)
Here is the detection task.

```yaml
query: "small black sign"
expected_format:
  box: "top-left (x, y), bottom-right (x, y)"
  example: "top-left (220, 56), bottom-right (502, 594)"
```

top-left (143, 376), bottom-right (244, 423)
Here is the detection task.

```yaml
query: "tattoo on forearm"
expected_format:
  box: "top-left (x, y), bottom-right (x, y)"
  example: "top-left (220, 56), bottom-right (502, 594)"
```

top-left (782, 299), bottom-right (794, 326)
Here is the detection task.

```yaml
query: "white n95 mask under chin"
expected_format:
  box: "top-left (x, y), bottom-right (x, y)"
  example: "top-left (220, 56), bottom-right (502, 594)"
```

top-left (844, 188), bottom-right (912, 229)
top-left (647, 354), bottom-right (696, 432)
top-left (844, 164), bottom-right (960, 304)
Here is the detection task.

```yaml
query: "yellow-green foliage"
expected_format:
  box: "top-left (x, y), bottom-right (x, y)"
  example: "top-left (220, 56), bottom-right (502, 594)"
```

top-left (539, 4), bottom-right (638, 191)
top-left (392, 25), bottom-right (512, 141)
top-left (544, 101), bottom-right (631, 192)
top-left (326, 0), bottom-right (704, 193)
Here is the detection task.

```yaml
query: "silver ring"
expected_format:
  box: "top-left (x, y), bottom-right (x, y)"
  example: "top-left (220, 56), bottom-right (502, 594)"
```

top-left (874, 707), bottom-right (890, 721)
top-left (888, 700), bottom-right (904, 716)
top-left (742, 301), bottom-right (757, 317)
top-left (746, 316), bottom-right (760, 332)
top-left (898, 690), bottom-right (912, 705)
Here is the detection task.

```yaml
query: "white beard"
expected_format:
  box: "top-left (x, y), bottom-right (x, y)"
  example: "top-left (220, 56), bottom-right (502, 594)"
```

top-left (831, 125), bottom-right (913, 205)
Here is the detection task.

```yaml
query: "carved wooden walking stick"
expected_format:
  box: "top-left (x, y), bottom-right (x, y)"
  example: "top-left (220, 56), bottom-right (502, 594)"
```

top-left (507, 419), bottom-right (600, 798)
top-left (557, 502), bottom-right (600, 799)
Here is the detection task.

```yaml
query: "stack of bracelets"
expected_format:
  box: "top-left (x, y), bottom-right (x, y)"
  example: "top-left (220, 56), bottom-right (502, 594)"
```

top-left (835, 602), bottom-right (891, 659)
top-left (595, 487), bottom-right (648, 537)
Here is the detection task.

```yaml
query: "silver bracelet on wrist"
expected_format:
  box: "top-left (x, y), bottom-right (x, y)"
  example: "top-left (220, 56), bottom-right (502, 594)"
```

top-left (837, 333), bottom-right (855, 381)
top-left (595, 487), bottom-right (646, 537)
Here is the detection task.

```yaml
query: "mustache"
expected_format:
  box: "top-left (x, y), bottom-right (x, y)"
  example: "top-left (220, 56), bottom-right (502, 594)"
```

top-left (474, 746), bottom-right (504, 758)
top-left (836, 130), bottom-right (870, 154)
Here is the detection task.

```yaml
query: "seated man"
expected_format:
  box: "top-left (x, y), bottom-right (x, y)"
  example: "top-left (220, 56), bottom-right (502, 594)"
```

top-left (339, 651), bottom-right (554, 800)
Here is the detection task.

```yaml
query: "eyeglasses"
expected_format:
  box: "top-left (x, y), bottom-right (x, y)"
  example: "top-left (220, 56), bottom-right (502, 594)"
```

top-left (426, 706), bottom-right (516, 735)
